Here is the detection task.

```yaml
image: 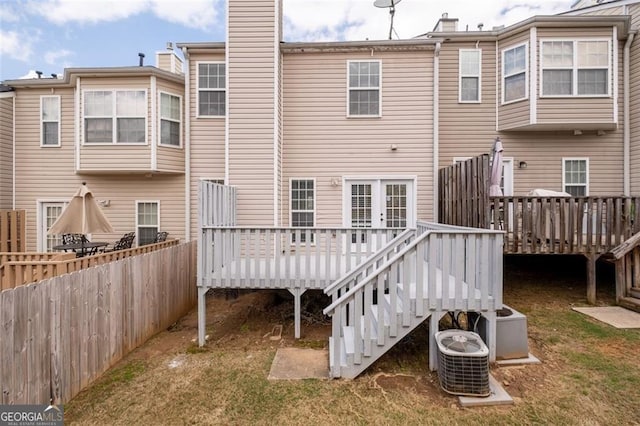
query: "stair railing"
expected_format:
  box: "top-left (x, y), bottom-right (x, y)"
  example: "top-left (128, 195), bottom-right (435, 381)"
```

top-left (610, 232), bottom-right (640, 302)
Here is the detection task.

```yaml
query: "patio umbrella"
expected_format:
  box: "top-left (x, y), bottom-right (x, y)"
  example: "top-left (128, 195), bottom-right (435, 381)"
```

top-left (48, 182), bottom-right (114, 237)
top-left (489, 137), bottom-right (504, 197)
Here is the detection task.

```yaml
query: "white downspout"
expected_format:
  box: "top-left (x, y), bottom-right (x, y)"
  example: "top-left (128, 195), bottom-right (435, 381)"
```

top-left (623, 31), bottom-right (635, 196)
top-left (182, 46), bottom-right (192, 241)
top-left (12, 93), bottom-right (16, 209)
top-left (433, 42), bottom-right (441, 222)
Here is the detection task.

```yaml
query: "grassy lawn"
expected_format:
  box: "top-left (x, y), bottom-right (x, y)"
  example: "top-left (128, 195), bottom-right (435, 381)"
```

top-left (65, 256), bottom-right (640, 425)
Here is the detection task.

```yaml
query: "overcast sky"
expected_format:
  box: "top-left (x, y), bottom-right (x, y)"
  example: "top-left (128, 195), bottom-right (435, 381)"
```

top-left (0, 0), bottom-right (576, 81)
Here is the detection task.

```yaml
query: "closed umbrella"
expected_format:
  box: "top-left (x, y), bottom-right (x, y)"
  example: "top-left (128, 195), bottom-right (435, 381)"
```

top-left (48, 182), bottom-right (114, 248)
top-left (489, 137), bottom-right (504, 197)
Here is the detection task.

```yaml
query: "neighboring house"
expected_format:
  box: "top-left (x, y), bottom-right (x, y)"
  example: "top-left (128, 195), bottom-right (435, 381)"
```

top-left (427, 5), bottom-right (636, 199)
top-left (1, 50), bottom-right (186, 251)
top-left (1, 0), bottom-right (640, 251)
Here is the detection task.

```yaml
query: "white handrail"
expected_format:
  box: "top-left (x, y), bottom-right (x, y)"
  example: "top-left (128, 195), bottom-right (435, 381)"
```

top-left (323, 228), bottom-right (415, 296)
top-left (323, 230), bottom-right (431, 316)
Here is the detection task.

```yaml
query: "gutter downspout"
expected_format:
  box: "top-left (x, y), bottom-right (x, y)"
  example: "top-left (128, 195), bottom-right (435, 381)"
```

top-left (182, 46), bottom-right (192, 241)
top-left (433, 42), bottom-right (441, 222)
top-left (623, 31), bottom-right (635, 196)
top-left (12, 93), bottom-right (16, 209)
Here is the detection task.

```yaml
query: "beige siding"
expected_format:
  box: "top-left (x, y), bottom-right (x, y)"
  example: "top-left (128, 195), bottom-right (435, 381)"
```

top-left (14, 85), bottom-right (186, 251)
top-left (630, 4), bottom-right (640, 194)
top-left (156, 78), bottom-right (185, 172)
top-left (498, 31), bottom-right (531, 130)
top-left (228, 0), bottom-right (279, 226)
top-left (282, 50), bottom-right (434, 226)
top-left (0, 97), bottom-right (13, 209)
top-left (188, 50), bottom-right (226, 240)
top-left (579, 6), bottom-right (624, 16)
top-left (440, 37), bottom-right (624, 196)
top-left (439, 41), bottom-right (498, 166)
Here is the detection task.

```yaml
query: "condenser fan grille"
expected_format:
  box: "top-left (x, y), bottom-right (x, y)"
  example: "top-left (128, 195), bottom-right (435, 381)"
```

top-left (436, 330), bottom-right (490, 397)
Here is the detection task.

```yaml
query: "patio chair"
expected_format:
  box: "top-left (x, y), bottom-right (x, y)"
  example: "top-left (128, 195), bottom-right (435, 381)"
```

top-left (102, 232), bottom-right (135, 252)
top-left (61, 233), bottom-right (90, 253)
top-left (153, 231), bottom-right (169, 243)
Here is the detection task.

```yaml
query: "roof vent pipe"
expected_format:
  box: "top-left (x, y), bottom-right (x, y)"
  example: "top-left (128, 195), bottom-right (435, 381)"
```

top-left (35, 70), bottom-right (42, 78)
top-left (477, 23), bottom-right (484, 31)
top-left (51, 73), bottom-right (57, 78)
top-left (166, 42), bottom-right (173, 51)
top-left (138, 53), bottom-right (145, 66)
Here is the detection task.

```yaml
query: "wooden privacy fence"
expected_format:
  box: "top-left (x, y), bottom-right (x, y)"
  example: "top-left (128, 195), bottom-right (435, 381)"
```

top-left (438, 155), bottom-right (490, 229)
top-left (0, 239), bottom-right (179, 290)
top-left (489, 196), bottom-right (640, 255)
top-left (0, 241), bottom-right (197, 405)
top-left (0, 210), bottom-right (26, 252)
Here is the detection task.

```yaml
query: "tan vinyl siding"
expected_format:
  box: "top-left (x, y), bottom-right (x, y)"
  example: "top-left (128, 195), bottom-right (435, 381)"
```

top-left (537, 27), bottom-right (613, 38)
top-left (188, 51), bottom-right (226, 240)
top-left (498, 31), bottom-right (531, 130)
top-left (228, 0), bottom-right (279, 226)
top-left (157, 53), bottom-right (172, 72)
top-left (630, 4), bottom-right (640, 194)
top-left (156, 78), bottom-right (185, 172)
top-left (439, 37), bottom-right (624, 196)
top-left (282, 50), bottom-right (434, 225)
top-left (439, 41), bottom-right (498, 167)
top-left (579, 6), bottom-right (624, 16)
top-left (0, 97), bottom-right (13, 209)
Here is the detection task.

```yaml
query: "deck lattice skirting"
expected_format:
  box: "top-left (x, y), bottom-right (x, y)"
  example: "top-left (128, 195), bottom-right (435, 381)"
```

top-left (197, 182), bottom-right (504, 377)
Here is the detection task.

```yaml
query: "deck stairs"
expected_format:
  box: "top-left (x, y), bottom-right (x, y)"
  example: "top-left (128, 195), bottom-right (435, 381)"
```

top-left (610, 232), bottom-right (640, 312)
top-left (323, 224), bottom-right (502, 379)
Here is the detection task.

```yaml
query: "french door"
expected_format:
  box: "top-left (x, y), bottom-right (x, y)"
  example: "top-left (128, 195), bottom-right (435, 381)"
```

top-left (344, 179), bottom-right (415, 230)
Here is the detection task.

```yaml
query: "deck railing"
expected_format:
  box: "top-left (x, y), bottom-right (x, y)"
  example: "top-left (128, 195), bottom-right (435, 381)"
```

top-left (199, 227), bottom-right (403, 290)
top-left (611, 232), bottom-right (640, 305)
top-left (489, 196), bottom-right (640, 254)
top-left (0, 239), bottom-right (179, 289)
top-left (323, 222), bottom-right (503, 377)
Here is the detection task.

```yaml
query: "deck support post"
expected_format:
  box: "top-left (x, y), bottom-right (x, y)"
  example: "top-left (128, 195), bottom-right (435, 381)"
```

top-left (288, 288), bottom-right (306, 339)
top-left (429, 312), bottom-right (441, 371)
top-left (585, 254), bottom-right (598, 305)
top-left (197, 286), bottom-right (208, 346)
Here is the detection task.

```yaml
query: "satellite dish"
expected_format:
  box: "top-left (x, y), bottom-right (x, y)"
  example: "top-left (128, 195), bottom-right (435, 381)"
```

top-left (373, 0), bottom-right (401, 7)
top-left (373, 0), bottom-right (402, 40)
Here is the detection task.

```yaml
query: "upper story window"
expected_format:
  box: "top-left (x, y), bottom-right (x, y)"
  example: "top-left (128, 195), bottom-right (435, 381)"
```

top-left (459, 49), bottom-right (481, 103)
top-left (502, 43), bottom-right (528, 104)
top-left (159, 92), bottom-right (181, 147)
top-left (541, 40), bottom-right (609, 97)
top-left (198, 62), bottom-right (225, 116)
top-left (84, 90), bottom-right (146, 144)
top-left (348, 60), bottom-right (381, 117)
top-left (41, 96), bottom-right (60, 147)
top-left (563, 158), bottom-right (589, 196)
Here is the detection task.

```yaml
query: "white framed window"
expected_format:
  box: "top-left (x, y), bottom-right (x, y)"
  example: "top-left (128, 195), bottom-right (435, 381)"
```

top-left (159, 92), bottom-right (181, 147)
top-left (541, 39), bottom-right (610, 97)
top-left (41, 96), bottom-right (60, 147)
top-left (347, 60), bottom-right (381, 117)
top-left (136, 201), bottom-right (159, 246)
top-left (290, 178), bottom-right (315, 243)
top-left (459, 49), bottom-right (481, 103)
top-left (197, 62), bottom-right (225, 117)
top-left (502, 43), bottom-right (528, 104)
top-left (83, 90), bottom-right (147, 144)
top-left (562, 158), bottom-right (589, 196)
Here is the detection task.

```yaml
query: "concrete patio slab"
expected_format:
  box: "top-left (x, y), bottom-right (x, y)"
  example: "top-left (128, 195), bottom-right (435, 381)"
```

top-left (458, 374), bottom-right (514, 407)
top-left (572, 306), bottom-right (640, 329)
top-left (496, 353), bottom-right (541, 366)
top-left (268, 348), bottom-right (329, 380)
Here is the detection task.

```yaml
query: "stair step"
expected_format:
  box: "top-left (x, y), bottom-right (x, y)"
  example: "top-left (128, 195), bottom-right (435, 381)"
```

top-left (629, 288), bottom-right (640, 299)
top-left (371, 304), bottom-right (390, 328)
top-left (618, 297), bottom-right (640, 313)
